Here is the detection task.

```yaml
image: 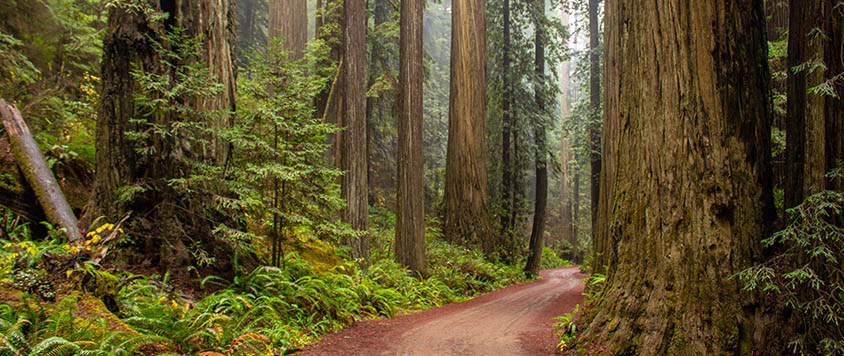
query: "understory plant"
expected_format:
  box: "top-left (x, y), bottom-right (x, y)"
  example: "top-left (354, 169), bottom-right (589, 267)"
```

top-left (736, 173), bottom-right (844, 356)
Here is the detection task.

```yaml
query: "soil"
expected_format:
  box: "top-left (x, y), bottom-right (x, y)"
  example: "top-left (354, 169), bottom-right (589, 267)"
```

top-left (295, 266), bottom-right (586, 356)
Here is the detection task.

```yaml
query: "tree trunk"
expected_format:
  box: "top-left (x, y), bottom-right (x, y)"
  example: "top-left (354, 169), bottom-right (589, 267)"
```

top-left (443, 0), bottom-right (494, 254)
top-left (89, 0), bottom-right (237, 269)
top-left (268, 0), bottom-right (307, 61)
top-left (785, 0), bottom-right (844, 208)
top-left (579, 0), bottom-right (775, 354)
top-left (340, 0), bottom-right (369, 263)
top-left (500, 0), bottom-right (513, 235)
top-left (558, 10), bottom-right (574, 263)
top-left (525, 0), bottom-right (546, 277)
top-left (0, 101), bottom-right (83, 243)
top-left (395, 0), bottom-right (426, 272)
top-left (587, 0), bottom-right (604, 272)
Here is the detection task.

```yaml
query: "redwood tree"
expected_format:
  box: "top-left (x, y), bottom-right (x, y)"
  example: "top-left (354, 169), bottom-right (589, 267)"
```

top-left (395, 0), bottom-right (426, 272)
top-left (89, 0), bottom-right (237, 269)
top-left (339, 0), bottom-right (369, 262)
top-left (588, 0), bottom-right (604, 271)
top-left (524, 0), bottom-right (547, 276)
top-left (579, 0), bottom-right (775, 354)
top-left (443, 0), bottom-right (494, 254)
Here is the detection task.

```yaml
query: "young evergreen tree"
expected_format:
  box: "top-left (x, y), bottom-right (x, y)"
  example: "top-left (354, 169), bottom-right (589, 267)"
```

top-left (579, 0), bottom-right (775, 354)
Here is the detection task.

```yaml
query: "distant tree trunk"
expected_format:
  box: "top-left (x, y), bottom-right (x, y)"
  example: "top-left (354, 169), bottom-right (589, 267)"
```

top-left (571, 154), bottom-right (580, 260)
top-left (785, 0), bottom-right (844, 208)
top-left (444, 0), bottom-right (494, 254)
top-left (587, 0), bottom-right (603, 272)
top-left (525, 0), bottom-right (546, 277)
top-left (396, 0), bottom-right (426, 272)
top-left (340, 0), bottom-right (369, 263)
top-left (89, 0), bottom-right (237, 269)
top-left (579, 0), bottom-right (775, 354)
top-left (500, 0), bottom-right (513, 235)
top-left (268, 0), bottom-right (307, 60)
top-left (559, 10), bottom-right (574, 262)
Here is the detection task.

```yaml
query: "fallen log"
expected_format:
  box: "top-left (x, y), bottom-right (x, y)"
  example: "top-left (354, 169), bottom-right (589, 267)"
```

top-left (0, 99), bottom-right (84, 242)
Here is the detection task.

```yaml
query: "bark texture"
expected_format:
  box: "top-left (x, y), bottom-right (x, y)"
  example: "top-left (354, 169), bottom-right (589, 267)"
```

top-left (396, 0), bottom-right (426, 272)
top-left (268, 0), bottom-right (307, 60)
top-left (340, 0), bottom-right (369, 262)
top-left (0, 101), bottom-right (83, 243)
top-left (500, 0), bottom-right (513, 235)
top-left (785, 0), bottom-right (844, 207)
top-left (443, 0), bottom-right (494, 254)
top-left (581, 1), bottom-right (775, 354)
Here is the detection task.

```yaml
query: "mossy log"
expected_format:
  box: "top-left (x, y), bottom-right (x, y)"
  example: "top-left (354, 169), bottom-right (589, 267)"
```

top-left (0, 99), bottom-right (84, 242)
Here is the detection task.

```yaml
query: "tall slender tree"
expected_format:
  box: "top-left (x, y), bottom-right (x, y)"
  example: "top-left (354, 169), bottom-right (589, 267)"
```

top-left (587, 0), bottom-right (604, 271)
top-left (443, 0), bottom-right (494, 254)
top-left (558, 10), bottom-right (575, 263)
top-left (339, 0), bottom-right (369, 262)
top-left (500, 0), bottom-right (514, 235)
top-left (395, 0), bottom-right (426, 272)
top-left (524, 0), bottom-right (547, 276)
top-left (580, 0), bottom-right (775, 354)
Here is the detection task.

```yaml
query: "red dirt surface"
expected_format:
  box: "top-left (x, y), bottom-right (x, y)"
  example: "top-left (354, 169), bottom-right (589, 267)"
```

top-left (295, 266), bottom-right (586, 356)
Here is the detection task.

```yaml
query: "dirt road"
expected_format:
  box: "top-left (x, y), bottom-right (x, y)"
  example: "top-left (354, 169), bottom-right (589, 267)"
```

top-left (296, 266), bottom-right (586, 356)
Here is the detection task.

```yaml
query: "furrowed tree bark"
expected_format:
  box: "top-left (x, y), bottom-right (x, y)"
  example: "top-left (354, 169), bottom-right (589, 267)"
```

top-left (268, 0), bottom-right (307, 61)
top-left (785, 0), bottom-right (844, 207)
top-left (340, 0), bottom-right (370, 263)
top-left (443, 0), bottom-right (494, 255)
top-left (0, 100), bottom-right (83, 243)
top-left (524, 0), bottom-right (547, 277)
top-left (396, 0), bottom-right (426, 272)
top-left (579, 0), bottom-right (775, 354)
top-left (588, 0), bottom-right (603, 272)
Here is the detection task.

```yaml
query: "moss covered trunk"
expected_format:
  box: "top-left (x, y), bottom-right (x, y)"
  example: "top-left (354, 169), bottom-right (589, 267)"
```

top-left (579, 0), bottom-right (775, 354)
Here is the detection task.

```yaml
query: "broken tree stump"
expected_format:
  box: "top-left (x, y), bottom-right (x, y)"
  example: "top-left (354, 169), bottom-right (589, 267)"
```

top-left (0, 99), bottom-right (84, 242)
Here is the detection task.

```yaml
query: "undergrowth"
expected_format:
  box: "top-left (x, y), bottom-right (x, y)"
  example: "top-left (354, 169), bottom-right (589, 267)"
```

top-left (0, 208), bottom-right (535, 355)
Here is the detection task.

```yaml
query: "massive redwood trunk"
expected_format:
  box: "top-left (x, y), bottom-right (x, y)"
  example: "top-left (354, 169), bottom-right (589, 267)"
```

top-left (443, 0), bottom-right (494, 254)
top-left (89, 0), bottom-right (237, 269)
top-left (395, 0), bottom-right (426, 272)
top-left (579, 0), bottom-right (775, 354)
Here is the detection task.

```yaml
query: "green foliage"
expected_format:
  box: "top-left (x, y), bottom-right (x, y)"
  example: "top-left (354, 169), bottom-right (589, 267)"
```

top-left (235, 39), bottom-right (354, 266)
top-left (553, 304), bottom-right (579, 351)
top-left (540, 246), bottom-right (573, 270)
top-left (736, 182), bottom-right (844, 356)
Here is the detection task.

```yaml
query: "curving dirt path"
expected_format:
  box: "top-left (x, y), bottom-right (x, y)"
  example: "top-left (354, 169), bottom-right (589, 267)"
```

top-left (296, 266), bottom-right (586, 356)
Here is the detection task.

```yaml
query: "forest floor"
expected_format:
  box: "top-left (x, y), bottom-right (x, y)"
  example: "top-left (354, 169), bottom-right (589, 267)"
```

top-left (296, 266), bottom-right (586, 356)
